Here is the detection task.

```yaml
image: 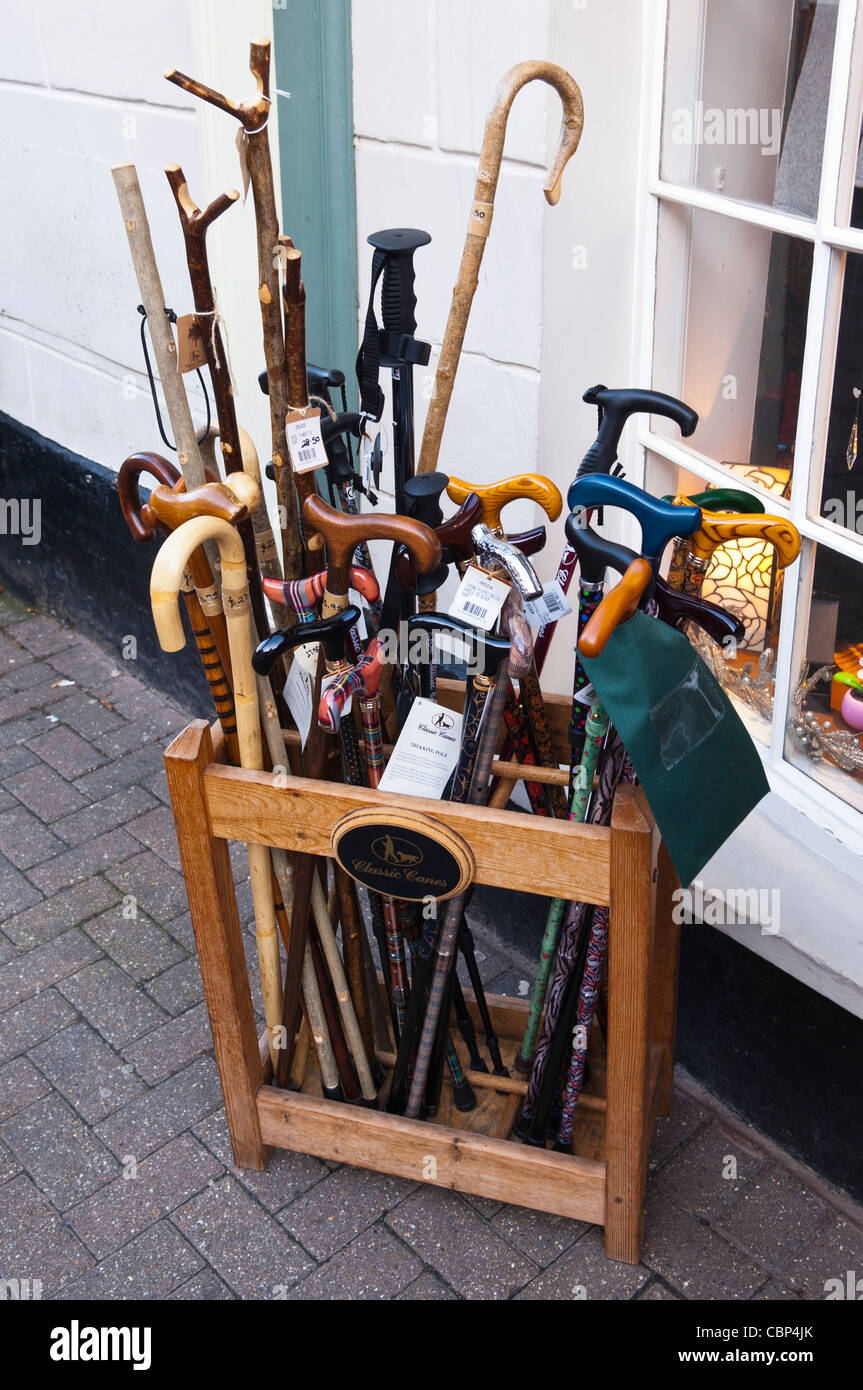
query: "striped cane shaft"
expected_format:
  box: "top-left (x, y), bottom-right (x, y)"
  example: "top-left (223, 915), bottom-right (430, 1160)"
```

top-left (405, 668), bottom-right (509, 1118)
top-left (183, 591), bottom-right (241, 763)
top-left (519, 663), bottom-right (568, 818)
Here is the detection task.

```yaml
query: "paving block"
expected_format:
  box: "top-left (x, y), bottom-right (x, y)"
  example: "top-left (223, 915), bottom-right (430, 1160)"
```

top-left (0, 928), bottom-right (101, 1011)
top-left (170, 1268), bottom-right (236, 1300)
top-left (26, 828), bottom-right (140, 895)
top-left (67, 1133), bottom-right (223, 1259)
top-left (192, 1110), bottom-right (329, 1212)
top-left (6, 616), bottom-right (78, 658)
top-left (52, 784), bottom-right (158, 846)
top-left (171, 1175), bottom-right (314, 1299)
top-left (641, 1192), bottom-right (768, 1300)
top-left (1, 1092), bottom-right (120, 1209)
top-left (30, 1021), bottom-right (145, 1122)
top-left (0, 856), bottom-right (42, 920)
top-left (514, 1227), bottom-right (650, 1300)
top-left (652, 1120), bottom-right (769, 1223)
top-left (0, 1173), bottom-right (94, 1295)
top-left (287, 1222), bottom-right (422, 1301)
top-left (781, 1216), bottom-right (863, 1300)
top-left (94, 1056), bottom-right (222, 1160)
top-left (716, 1163), bottom-right (830, 1273)
top-left (3, 876), bottom-right (120, 948)
top-left (0, 804), bottom-right (65, 869)
top-left (123, 1002), bottom-right (212, 1084)
top-left (105, 849), bottom-right (189, 924)
top-left (279, 1165), bottom-right (418, 1261)
top-left (55, 1220), bottom-right (203, 1301)
top-left (0, 1055), bottom-right (52, 1120)
top-left (386, 1187), bottom-right (538, 1299)
top-left (24, 724), bottom-right (107, 778)
top-left (397, 1271), bottom-right (459, 1300)
top-left (490, 1202), bottom-right (589, 1267)
top-left (145, 957), bottom-right (203, 1016)
top-left (0, 988), bottom-right (79, 1063)
top-left (83, 903), bottom-right (185, 981)
top-left (57, 957), bottom-right (169, 1047)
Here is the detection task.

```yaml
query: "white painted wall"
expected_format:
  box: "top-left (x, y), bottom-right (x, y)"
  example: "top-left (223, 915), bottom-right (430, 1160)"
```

top-left (0, 0), bottom-right (275, 476)
top-left (351, 0), bottom-right (646, 693)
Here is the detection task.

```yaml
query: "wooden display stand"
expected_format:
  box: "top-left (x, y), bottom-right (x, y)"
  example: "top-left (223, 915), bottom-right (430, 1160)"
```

top-left (163, 687), bottom-right (680, 1265)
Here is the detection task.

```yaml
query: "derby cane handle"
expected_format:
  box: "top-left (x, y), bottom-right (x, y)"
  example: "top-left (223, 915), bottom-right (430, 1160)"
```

top-left (579, 558), bottom-right (653, 659)
top-left (302, 495), bottom-right (442, 609)
top-left (688, 514), bottom-right (801, 568)
top-left (447, 473), bottom-right (563, 531)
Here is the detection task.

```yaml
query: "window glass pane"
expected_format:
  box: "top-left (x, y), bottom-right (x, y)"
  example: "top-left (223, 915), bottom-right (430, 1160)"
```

top-left (661, 0), bottom-right (834, 219)
top-left (817, 248), bottom-right (863, 539)
top-left (649, 462), bottom-right (791, 749)
top-left (784, 542), bottom-right (863, 810)
top-left (653, 202), bottom-right (812, 498)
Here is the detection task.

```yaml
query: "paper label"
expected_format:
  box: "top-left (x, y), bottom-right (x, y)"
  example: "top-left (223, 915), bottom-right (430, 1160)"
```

top-left (377, 697), bottom-right (463, 799)
top-left (573, 682), bottom-right (598, 708)
top-left (294, 641), bottom-right (320, 679)
top-left (523, 579), bottom-right (573, 629)
top-left (175, 314), bottom-right (207, 374)
top-left (284, 660), bottom-right (313, 750)
top-left (448, 565), bottom-right (510, 632)
top-left (348, 590), bottom-right (369, 641)
top-left (285, 408), bottom-right (328, 474)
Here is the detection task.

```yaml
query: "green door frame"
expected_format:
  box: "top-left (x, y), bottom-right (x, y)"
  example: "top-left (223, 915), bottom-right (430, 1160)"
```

top-left (272, 0), bottom-right (358, 403)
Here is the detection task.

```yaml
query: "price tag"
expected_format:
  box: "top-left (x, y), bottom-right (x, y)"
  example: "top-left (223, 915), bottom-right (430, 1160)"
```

top-left (378, 697), bottom-right (463, 799)
top-left (175, 314), bottom-right (207, 374)
top-left (448, 565), bottom-right (510, 632)
top-left (285, 408), bottom-right (328, 474)
top-left (294, 641), bottom-right (320, 679)
top-left (523, 579), bottom-right (573, 629)
top-left (284, 661), bottom-right (313, 750)
top-left (348, 590), bottom-right (369, 641)
top-left (573, 682), bottom-right (598, 708)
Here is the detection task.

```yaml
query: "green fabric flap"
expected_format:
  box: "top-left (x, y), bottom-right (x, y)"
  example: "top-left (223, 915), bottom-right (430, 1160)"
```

top-left (581, 611), bottom-right (769, 888)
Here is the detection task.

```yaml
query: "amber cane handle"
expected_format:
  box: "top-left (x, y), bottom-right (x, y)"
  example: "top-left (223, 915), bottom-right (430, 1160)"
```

top-left (446, 473), bottom-right (563, 532)
top-left (579, 558), bottom-right (653, 659)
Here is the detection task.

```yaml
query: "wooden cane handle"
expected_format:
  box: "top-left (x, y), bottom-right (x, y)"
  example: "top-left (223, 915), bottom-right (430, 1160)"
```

top-left (165, 36), bottom-right (272, 133)
top-left (144, 475), bottom-right (259, 533)
top-left (489, 62), bottom-right (584, 208)
top-left (302, 495), bottom-right (442, 599)
top-left (579, 559), bottom-right (653, 659)
top-left (689, 514), bottom-right (801, 568)
top-left (446, 474), bottom-right (563, 530)
top-left (151, 517), bottom-right (248, 652)
top-left (118, 452), bottom-right (182, 541)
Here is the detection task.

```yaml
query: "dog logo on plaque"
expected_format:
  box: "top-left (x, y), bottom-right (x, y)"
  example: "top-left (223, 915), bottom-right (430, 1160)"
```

top-left (332, 808), bottom-right (474, 901)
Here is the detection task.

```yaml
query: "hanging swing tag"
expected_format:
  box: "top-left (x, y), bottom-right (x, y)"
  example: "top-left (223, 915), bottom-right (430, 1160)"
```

top-left (175, 315), bottom-right (207, 374)
top-left (448, 565), bottom-right (510, 632)
top-left (378, 697), bottom-right (463, 799)
top-left (285, 408), bottom-right (328, 474)
top-left (523, 579), bottom-right (573, 629)
top-left (284, 660), bottom-right (314, 750)
top-left (294, 641), bottom-right (320, 679)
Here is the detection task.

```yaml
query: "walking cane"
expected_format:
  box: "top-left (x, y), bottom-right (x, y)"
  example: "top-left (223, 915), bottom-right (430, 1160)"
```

top-left (150, 512), bottom-right (283, 1067)
top-left (112, 166), bottom-right (208, 494)
top-left (530, 385), bottom-right (698, 675)
top-left (402, 599), bottom-right (534, 1120)
top-left (416, 62), bottom-right (584, 478)
top-left (165, 40), bottom-right (300, 581)
top-left (164, 166), bottom-right (272, 649)
top-left (123, 458), bottom-right (341, 1096)
top-left (662, 486), bottom-right (766, 592)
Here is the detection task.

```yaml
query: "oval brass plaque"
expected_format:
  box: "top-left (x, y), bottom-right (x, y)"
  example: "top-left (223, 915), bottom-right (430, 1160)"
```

top-left (332, 807), bottom-right (474, 902)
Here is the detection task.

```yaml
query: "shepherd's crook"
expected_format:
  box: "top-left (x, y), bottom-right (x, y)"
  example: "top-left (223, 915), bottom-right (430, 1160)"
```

top-left (416, 61), bottom-right (584, 476)
top-left (150, 512), bottom-right (283, 1068)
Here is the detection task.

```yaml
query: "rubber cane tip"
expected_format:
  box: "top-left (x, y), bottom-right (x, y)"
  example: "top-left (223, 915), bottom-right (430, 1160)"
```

top-left (512, 1053), bottom-right (532, 1075)
top-left (321, 1083), bottom-right (344, 1103)
top-left (451, 1082), bottom-right (478, 1113)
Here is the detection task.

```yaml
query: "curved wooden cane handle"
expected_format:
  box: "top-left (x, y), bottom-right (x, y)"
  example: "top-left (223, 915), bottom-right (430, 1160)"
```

top-left (689, 514), bottom-right (801, 568)
top-left (579, 558), bottom-right (653, 659)
top-left (395, 491), bottom-right (483, 590)
top-left (144, 474), bottom-right (258, 533)
top-left (447, 473), bottom-right (563, 531)
top-left (486, 62), bottom-right (584, 208)
top-left (302, 495), bottom-right (442, 599)
top-left (118, 452), bottom-right (183, 541)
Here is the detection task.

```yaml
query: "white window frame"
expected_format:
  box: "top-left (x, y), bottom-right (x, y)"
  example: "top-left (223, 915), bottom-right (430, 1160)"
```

top-left (635, 0), bottom-right (863, 856)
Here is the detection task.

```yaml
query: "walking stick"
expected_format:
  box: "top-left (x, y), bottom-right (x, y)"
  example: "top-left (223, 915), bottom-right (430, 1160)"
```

top-left (150, 512), bottom-right (283, 1066)
top-left (124, 459), bottom-right (342, 1097)
top-left (531, 385), bottom-right (699, 675)
top-left (164, 167), bottom-right (272, 647)
top-left (112, 165), bottom-right (208, 492)
top-left (662, 486), bottom-right (766, 592)
top-left (403, 598), bottom-right (534, 1119)
top-left (165, 40), bottom-right (300, 581)
top-left (416, 62), bottom-right (584, 478)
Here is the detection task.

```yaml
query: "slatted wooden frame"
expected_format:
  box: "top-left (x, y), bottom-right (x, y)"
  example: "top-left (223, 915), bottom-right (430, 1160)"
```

top-left (163, 685), bottom-right (679, 1265)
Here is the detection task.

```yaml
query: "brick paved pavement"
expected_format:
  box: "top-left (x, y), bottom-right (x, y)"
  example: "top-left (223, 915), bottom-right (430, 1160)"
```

top-left (1, 593), bottom-right (861, 1301)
